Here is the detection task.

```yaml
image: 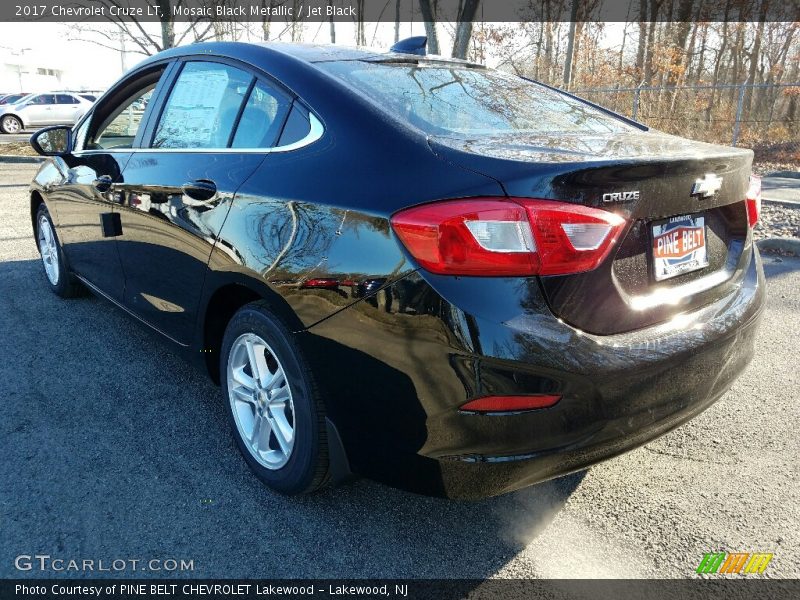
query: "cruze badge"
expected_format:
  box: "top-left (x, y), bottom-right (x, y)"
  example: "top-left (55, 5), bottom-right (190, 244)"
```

top-left (691, 173), bottom-right (723, 198)
top-left (602, 190), bottom-right (640, 203)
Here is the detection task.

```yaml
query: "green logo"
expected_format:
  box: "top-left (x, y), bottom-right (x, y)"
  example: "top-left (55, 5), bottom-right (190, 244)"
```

top-left (697, 552), bottom-right (773, 574)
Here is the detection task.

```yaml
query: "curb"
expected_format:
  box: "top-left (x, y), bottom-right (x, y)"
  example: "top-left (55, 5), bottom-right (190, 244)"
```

top-left (0, 155), bottom-right (44, 163)
top-left (762, 197), bottom-right (800, 208)
top-left (766, 171), bottom-right (800, 179)
top-left (756, 237), bottom-right (800, 255)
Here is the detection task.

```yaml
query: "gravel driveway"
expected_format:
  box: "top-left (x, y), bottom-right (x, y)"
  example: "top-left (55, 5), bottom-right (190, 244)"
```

top-left (1, 163), bottom-right (798, 579)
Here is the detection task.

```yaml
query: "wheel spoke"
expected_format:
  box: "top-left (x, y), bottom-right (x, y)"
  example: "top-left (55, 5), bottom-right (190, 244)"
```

top-left (231, 385), bottom-right (257, 406)
top-left (271, 416), bottom-right (292, 458)
top-left (231, 365), bottom-right (257, 390)
top-left (251, 415), bottom-right (272, 453)
top-left (245, 338), bottom-right (271, 387)
top-left (271, 410), bottom-right (293, 456)
top-left (269, 385), bottom-right (290, 406)
top-left (265, 367), bottom-right (286, 391)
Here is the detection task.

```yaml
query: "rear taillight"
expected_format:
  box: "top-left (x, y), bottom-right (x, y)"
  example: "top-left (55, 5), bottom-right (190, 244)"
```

top-left (390, 198), bottom-right (626, 277)
top-left (459, 394), bottom-right (562, 414)
top-left (746, 175), bottom-right (761, 228)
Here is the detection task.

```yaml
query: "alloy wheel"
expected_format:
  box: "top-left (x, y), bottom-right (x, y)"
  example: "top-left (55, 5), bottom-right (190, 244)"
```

top-left (2, 116), bottom-right (21, 133)
top-left (226, 333), bottom-right (295, 470)
top-left (38, 214), bottom-right (60, 285)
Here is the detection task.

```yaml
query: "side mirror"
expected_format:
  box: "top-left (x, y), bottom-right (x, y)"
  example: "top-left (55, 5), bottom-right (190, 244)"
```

top-left (30, 126), bottom-right (73, 156)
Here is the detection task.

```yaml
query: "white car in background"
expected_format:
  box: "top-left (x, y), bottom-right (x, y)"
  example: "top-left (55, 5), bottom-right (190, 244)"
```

top-left (0, 92), bottom-right (94, 134)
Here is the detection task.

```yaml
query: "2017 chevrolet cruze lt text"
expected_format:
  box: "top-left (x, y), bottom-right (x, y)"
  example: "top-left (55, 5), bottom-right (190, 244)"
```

top-left (28, 39), bottom-right (764, 498)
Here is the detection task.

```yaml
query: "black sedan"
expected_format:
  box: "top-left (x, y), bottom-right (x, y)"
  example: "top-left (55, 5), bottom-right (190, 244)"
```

top-left (28, 39), bottom-right (764, 498)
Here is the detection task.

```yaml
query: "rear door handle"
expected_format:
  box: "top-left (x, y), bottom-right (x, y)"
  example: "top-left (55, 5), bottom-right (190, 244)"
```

top-left (93, 175), bottom-right (113, 192)
top-left (181, 179), bottom-right (217, 201)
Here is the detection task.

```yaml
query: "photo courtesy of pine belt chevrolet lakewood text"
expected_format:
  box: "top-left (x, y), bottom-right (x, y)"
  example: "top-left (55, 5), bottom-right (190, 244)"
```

top-left (24, 37), bottom-right (764, 499)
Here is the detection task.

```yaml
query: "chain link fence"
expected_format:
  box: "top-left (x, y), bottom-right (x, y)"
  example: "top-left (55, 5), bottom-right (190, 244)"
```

top-left (571, 83), bottom-right (800, 168)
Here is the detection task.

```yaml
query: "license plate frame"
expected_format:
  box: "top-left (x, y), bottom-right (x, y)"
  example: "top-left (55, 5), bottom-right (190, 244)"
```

top-left (651, 214), bottom-right (709, 281)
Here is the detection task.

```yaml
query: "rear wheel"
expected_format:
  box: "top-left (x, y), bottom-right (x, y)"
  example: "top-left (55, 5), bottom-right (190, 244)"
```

top-left (35, 204), bottom-right (82, 298)
top-left (221, 302), bottom-right (330, 494)
top-left (1, 115), bottom-right (22, 134)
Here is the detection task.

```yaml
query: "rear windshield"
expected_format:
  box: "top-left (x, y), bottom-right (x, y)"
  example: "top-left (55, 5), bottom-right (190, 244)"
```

top-left (319, 60), bottom-right (632, 136)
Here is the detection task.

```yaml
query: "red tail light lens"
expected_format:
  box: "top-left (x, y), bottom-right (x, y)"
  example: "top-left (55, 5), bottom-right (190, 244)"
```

top-left (390, 198), bottom-right (626, 276)
top-left (746, 175), bottom-right (761, 228)
top-left (460, 394), bottom-right (562, 414)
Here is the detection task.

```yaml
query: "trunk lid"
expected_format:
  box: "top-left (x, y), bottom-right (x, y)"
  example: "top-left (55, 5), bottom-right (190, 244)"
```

top-left (429, 130), bottom-right (754, 335)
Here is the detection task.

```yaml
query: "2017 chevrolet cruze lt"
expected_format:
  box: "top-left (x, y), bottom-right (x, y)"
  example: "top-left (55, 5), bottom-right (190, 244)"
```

top-left (28, 40), bottom-right (764, 498)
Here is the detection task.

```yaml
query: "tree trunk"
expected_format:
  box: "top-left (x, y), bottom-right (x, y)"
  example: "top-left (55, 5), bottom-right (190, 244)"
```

top-left (452, 0), bottom-right (480, 59)
top-left (667, 0), bottom-right (694, 86)
top-left (635, 0), bottom-right (648, 81)
top-left (158, 0), bottom-right (174, 50)
top-left (328, 0), bottom-right (336, 43)
top-left (744, 2), bottom-right (769, 116)
top-left (563, 0), bottom-right (579, 88)
top-left (261, 0), bottom-right (274, 41)
top-left (644, 0), bottom-right (661, 85)
top-left (394, 0), bottom-right (401, 43)
top-left (419, 0), bottom-right (440, 54)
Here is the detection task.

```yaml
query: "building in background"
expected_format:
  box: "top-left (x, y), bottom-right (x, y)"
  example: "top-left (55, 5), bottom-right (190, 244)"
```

top-left (0, 47), bottom-right (98, 94)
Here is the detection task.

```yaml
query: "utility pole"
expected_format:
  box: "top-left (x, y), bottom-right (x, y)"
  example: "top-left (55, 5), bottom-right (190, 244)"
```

top-left (119, 29), bottom-right (127, 73)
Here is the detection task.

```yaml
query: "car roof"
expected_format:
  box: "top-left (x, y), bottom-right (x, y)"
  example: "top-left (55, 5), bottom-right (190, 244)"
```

top-left (135, 41), bottom-right (482, 69)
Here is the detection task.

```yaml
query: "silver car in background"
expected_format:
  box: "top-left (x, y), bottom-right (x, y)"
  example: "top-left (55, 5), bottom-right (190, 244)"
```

top-left (0, 92), bottom-right (94, 134)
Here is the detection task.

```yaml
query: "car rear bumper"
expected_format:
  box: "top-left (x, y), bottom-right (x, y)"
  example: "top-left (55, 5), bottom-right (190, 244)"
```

top-left (305, 245), bottom-right (765, 499)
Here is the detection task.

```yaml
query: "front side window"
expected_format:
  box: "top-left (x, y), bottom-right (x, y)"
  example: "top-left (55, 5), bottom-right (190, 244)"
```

top-left (28, 94), bottom-right (54, 105)
top-left (86, 85), bottom-right (156, 150)
top-left (152, 62), bottom-right (253, 149)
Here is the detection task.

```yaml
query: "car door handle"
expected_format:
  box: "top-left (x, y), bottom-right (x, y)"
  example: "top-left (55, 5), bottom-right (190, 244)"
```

top-left (181, 179), bottom-right (217, 201)
top-left (93, 175), bottom-right (113, 192)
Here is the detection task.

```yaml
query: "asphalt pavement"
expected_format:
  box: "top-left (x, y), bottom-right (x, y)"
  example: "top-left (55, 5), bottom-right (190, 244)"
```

top-left (762, 176), bottom-right (800, 205)
top-left (0, 163), bottom-right (798, 579)
top-left (0, 133), bottom-right (32, 144)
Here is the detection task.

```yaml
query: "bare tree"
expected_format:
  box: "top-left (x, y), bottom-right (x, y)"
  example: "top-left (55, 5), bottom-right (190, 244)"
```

top-left (452, 0), bottom-right (480, 59)
top-left (563, 0), bottom-right (579, 88)
top-left (69, 0), bottom-right (216, 56)
top-left (419, 0), bottom-right (440, 54)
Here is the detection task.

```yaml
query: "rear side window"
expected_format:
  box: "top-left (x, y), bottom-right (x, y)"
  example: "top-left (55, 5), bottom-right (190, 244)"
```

top-left (152, 62), bottom-right (253, 149)
top-left (276, 103), bottom-right (311, 147)
top-left (231, 80), bottom-right (291, 149)
top-left (319, 61), bottom-right (632, 136)
top-left (56, 94), bottom-right (78, 104)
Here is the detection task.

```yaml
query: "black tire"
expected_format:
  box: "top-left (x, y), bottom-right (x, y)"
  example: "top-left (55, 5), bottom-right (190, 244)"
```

top-left (35, 204), bottom-right (83, 298)
top-left (220, 302), bottom-right (330, 494)
top-left (1, 115), bottom-right (22, 134)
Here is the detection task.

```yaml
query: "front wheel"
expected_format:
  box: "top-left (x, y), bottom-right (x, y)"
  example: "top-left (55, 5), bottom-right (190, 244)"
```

top-left (1, 115), bottom-right (22, 134)
top-left (220, 302), bottom-right (331, 495)
top-left (35, 204), bottom-right (82, 298)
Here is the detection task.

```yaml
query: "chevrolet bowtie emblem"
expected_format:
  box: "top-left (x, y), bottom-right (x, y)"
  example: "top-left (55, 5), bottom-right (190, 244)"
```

top-left (691, 173), bottom-right (723, 198)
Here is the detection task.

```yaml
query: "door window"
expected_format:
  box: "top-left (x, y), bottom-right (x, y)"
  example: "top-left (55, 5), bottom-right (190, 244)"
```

top-left (28, 94), bottom-right (54, 105)
top-left (56, 94), bottom-right (79, 104)
top-left (276, 103), bottom-right (312, 147)
top-left (152, 62), bottom-right (253, 149)
top-left (230, 80), bottom-right (291, 149)
top-left (86, 86), bottom-right (156, 150)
